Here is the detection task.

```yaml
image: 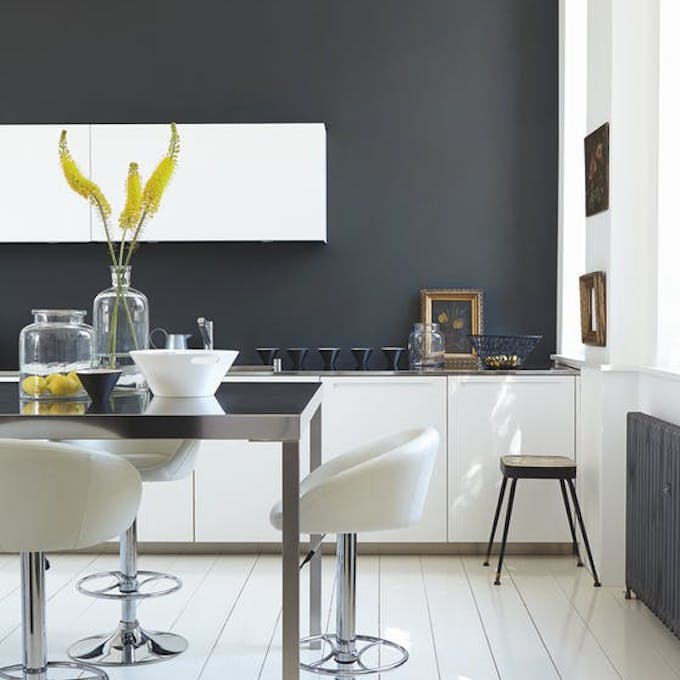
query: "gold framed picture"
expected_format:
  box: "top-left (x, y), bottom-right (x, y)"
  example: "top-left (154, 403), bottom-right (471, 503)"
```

top-left (420, 289), bottom-right (484, 361)
top-left (579, 271), bottom-right (606, 346)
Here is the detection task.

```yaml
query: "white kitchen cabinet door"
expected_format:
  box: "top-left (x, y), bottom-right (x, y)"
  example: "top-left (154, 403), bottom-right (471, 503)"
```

top-left (320, 377), bottom-right (448, 542)
top-left (449, 376), bottom-right (577, 542)
top-left (194, 375), bottom-right (318, 542)
top-left (136, 474), bottom-right (194, 542)
top-left (0, 124), bottom-right (90, 242)
top-left (90, 123), bottom-right (326, 242)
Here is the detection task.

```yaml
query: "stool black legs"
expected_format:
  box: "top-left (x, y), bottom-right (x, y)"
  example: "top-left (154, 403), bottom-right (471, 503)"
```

top-left (493, 478), bottom-right (517, 585)
top-left (483, 476), bottom-right (601, 588)
top-left (560, 479), bottom-right (583, 567)
top-left (566, 479), bottom-right (601, 587)
top-left (483, 477), bottom-right (508, 567)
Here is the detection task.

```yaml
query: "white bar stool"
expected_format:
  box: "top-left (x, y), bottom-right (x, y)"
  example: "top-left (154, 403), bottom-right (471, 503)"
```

top-left (63, 439), bottom-right (198, 666)
top-left (0, 440), bottom-right (141, 680)
top-left (270, 427), bottom-right (439, 676)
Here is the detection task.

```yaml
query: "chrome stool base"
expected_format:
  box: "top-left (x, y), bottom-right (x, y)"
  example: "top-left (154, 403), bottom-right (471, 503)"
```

top-left (68, 621), bottom-right (188, 666)
top-left (0, 660), bottom-right (107, 680)
top-left (76, 570), bottom-right (182, 600)
top-left (300, 633), bottom-right (409, 676)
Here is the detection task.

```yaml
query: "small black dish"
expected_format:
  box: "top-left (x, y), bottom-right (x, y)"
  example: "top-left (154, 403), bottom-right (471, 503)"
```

top-left (76, 369), bottom-right (122, 404)
top-left (318, 347), bottom-right (341, 371)
top-left (382, 346), bottom-right (405, 371)
top-left (256, 347), bottom-right (280, 365)
top-left (351, 347), bottom-right (373, 371)
top-left (287, 348), bottom-right (309, 371)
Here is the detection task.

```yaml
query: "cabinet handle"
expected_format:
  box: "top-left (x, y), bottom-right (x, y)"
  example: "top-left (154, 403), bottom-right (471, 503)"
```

top-left (329, 381), bottom-right (438, 388)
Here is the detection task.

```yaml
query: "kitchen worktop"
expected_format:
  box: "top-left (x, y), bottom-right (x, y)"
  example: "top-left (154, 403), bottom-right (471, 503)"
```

top-left (0, 364), bottom-right (579, 382)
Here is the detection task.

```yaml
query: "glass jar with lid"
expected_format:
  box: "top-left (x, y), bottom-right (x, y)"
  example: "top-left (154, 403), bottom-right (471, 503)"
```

top-left (19, 309), bottom-right (96, 400)
top-left (408, 322), bottom-right (445, 368)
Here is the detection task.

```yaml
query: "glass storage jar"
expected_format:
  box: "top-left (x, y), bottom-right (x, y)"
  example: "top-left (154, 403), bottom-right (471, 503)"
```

top-left (19, 309), bottom-right (95, 400)
top-left (408, 322), bottom-right (445, 368)
top-left (93, 265), bottom-right (149, 391)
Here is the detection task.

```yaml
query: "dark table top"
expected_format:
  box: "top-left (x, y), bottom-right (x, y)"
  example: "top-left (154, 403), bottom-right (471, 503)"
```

top-left (0, 382), bottom-right (322, 442)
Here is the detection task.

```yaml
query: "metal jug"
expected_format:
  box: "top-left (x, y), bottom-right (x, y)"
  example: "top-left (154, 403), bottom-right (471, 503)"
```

top-left (149, 328), bottom-right (193, 350)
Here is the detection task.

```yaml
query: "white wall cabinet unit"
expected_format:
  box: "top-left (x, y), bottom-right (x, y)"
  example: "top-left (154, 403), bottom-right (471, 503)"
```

top-left (90, 123), bottom-right (326, 242)
top-left (0, 125), bottom-right (90, 242)
top-left (136, 474), bottom-right (194, 542)
top-left (448, 375), bottom-right (577, 542)
top-left (320, 376), bottom-right (448, 542)
top-left (193, 375), bottom-right (318, 542)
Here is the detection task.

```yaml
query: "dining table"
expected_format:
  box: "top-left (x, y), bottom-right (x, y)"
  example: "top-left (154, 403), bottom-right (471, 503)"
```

top-left (0, 381), bottom-right (324, 680)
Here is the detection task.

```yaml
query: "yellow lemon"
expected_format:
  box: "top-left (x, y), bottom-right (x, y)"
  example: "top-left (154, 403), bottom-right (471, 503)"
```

top-left (67, 371), bottom-right (82, 387)
top-left (45, 374), bottom-right (75, 397)
top-left (45, 373), bottom-right (60, 385)
top-left (21, 375), bottom-right (46, 396)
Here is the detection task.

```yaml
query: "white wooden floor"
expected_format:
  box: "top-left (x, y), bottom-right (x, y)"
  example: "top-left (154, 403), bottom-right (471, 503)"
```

top-left (0, 553), bottom-right (677, 679)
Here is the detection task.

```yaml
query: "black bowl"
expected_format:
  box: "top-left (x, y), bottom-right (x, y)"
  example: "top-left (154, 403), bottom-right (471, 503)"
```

top-left (76, 369), bottom-right (122, 403)
top-left (287, 348), bottom-right (309, 371)
top-left (256, 347), bottom-right (280, 365)
top-left (467, 335), bottom-right (543, 370)
top-left (381, 347), bottom-right (405, 371)
top-left (318, 347), bottom-right (341, 371)
top-left (351, 347), bottom-right (373, 370)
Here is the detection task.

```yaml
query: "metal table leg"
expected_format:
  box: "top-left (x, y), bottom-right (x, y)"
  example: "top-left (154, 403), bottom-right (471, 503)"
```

top-left (309, 404), bottom-right (323, 639)
top-left (282, 441), bottom-right (300, 680)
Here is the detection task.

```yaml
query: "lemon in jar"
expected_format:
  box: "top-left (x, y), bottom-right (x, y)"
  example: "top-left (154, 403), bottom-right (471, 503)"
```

top-left (46, 374), bottom-right (77, 396)
top-left (21, 375), bottom-right (46, 396)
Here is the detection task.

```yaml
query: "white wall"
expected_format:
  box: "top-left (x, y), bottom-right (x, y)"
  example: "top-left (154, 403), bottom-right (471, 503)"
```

top-left (567, 0), bottom-right (660, 584)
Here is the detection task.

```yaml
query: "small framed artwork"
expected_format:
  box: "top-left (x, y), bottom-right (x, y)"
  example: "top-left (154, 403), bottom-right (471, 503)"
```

top-left (579, 271), bottom-right (606, 346)
top-left (420, 289), bottom-right (484, 362)
top-left (584, 122), bottom-right (609, 216)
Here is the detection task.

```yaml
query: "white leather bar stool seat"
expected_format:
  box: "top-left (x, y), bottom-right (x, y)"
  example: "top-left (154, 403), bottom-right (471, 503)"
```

top-left (0, 440), bottom-right (141, 680)
top-left (63, 439), bottom-right (198, 667)
top-left (270, 427), bottom-right (439, 676)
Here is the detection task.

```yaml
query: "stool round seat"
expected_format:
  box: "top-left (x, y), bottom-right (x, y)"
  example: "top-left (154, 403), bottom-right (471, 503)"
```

top-left (0, 440), bottom-right (142, 680)
top-left (64, 439), bottom-right (198, 667)
top-left (270, 426), bottom-right (439, 676)
top-left (501, 455), bottom-right (576, 479)
top-left (270, 427), bottom-right (439, 535)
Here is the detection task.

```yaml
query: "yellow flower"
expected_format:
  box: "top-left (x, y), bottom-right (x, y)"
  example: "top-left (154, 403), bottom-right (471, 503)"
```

top-left (141, 123), bottom-right (179, 217)
top-left (119, 162), bottom-right (142, 230)
top-left (58, 131), bottom-right (111, 218)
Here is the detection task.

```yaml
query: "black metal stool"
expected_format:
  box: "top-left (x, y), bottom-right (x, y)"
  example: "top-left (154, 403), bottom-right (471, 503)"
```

top-left (483, 455), bottom-right (601, 587)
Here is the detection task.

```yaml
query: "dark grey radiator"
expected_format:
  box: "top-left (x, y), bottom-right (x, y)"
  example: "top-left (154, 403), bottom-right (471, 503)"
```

top-left (627, 411), bottom-right (680, 635)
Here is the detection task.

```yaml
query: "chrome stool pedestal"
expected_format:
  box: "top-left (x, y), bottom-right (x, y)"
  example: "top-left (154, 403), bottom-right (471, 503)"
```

top-left (68, 522), bottom-right (187, 666)
top-left (300, 534), bottom-right (408, 676)
top-left (0, 553), bottom-right (107, 680)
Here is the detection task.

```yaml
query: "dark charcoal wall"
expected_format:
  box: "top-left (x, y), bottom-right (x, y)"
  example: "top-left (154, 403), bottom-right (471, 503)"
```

top-left (0, 0), bottom-right (557, 369)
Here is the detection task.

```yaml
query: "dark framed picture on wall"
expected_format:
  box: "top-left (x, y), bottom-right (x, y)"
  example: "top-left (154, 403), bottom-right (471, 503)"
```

top-left (420, 289), bottom-right (484, 361)
top-left (579, 271), bottom-right (606, 346)
top-left (584, 122), bottom-right (609, 216)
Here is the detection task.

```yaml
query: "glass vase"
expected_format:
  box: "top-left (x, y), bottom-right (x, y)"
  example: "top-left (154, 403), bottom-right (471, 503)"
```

top-left (93, 265), bottom-right (149, 390)
top-left (19, 309), bottom-right (95, 400)
top-left (408, 322), bottom-right (445, 368)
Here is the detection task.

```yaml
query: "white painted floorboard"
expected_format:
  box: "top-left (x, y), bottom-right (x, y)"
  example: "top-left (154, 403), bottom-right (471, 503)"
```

top-left (0, 554), bottom-right (677, 679)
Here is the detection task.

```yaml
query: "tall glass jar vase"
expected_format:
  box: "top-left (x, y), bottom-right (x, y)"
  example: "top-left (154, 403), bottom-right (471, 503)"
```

top-left (93, 265), bottom-right (149, 390)
top-left (408, 322), bottom-right (445, 368)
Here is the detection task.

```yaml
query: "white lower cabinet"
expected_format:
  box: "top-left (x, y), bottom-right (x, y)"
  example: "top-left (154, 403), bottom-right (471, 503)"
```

top-left (193, 375), bottom-right (316, 542)
top-left (136, 475), bottom-right (194, 542)
top-left (320, 376), bottom-right (448, 542)
top-left (141, 373), bottom-right (578, 545)
top-left (448, 375), bottom-right (577, 542)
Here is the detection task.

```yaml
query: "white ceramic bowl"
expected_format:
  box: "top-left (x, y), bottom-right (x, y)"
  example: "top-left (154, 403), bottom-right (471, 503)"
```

top-left (130, 349), bottom-right (239, 397)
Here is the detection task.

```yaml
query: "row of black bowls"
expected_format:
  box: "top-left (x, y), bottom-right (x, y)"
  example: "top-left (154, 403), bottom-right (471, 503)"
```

top-left (257, 347), bottom-right (406, 371)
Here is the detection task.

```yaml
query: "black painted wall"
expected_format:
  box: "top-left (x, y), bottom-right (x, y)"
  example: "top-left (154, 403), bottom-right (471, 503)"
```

top-left (0, 0), bottom-right (557, 369)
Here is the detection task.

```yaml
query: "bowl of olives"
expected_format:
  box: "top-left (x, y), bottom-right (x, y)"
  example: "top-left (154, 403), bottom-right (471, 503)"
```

top-left (468, 335), bottom-right (542, 370)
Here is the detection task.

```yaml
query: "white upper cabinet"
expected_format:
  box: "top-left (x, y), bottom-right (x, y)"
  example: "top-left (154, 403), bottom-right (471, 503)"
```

top-left (0, 125), bottom-right (90, 242)
top-left (90, 123), bottom-right (327, 242)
